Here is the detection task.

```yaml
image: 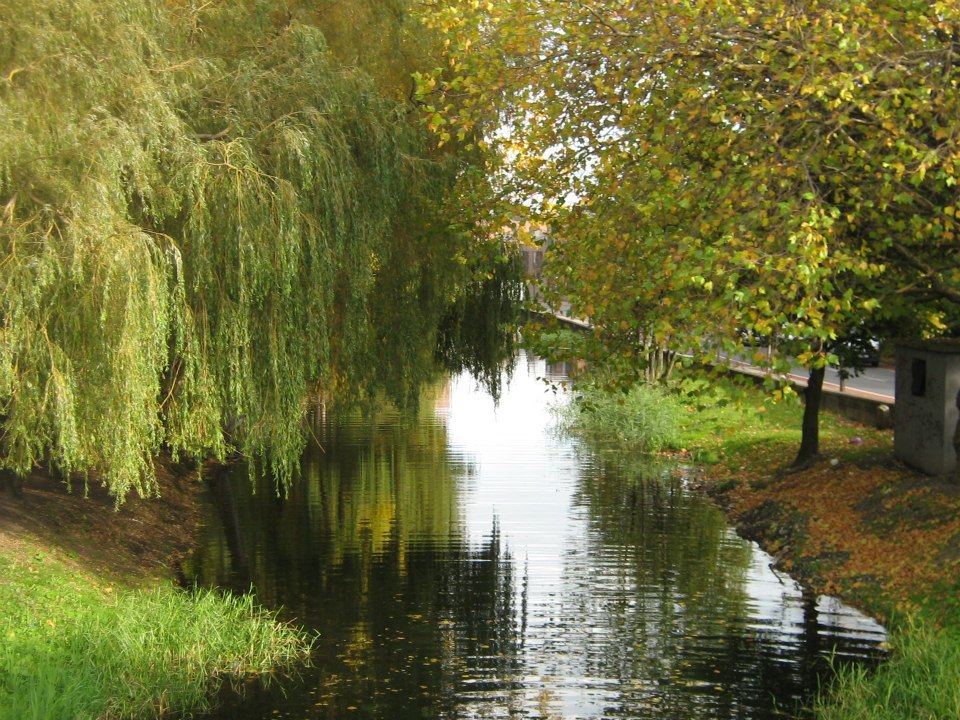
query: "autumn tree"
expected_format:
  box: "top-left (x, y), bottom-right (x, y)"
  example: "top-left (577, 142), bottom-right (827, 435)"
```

top-left (420, 0), bottom-right (960, 464)
top-left (0, 0), bottom-right (519, 501)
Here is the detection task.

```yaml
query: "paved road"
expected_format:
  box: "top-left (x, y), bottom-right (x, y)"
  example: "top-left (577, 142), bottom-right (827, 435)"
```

top-left (817, 365), bottom-right (894, 402)
top-left (545, 310), bottom-right (898, 402)
top-left (728, 355), bottom-right (895, 402)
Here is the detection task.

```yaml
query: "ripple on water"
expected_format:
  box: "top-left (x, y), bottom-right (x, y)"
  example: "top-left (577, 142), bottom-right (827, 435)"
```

top-left (189, 354), bottom-right (887, 720)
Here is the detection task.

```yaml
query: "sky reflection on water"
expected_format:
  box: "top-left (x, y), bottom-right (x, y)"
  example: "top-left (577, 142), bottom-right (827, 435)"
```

top-left (190, 354), bottom-right (886, 720)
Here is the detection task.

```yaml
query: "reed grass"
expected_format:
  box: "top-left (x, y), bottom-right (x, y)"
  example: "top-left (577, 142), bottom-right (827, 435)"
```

top-left (555, 380), bottom-right (684, 454)
top-left (0, 552), bottom-right (312, 720)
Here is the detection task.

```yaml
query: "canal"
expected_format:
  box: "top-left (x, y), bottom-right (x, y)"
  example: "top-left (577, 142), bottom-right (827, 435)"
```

top-left (186, 353), bottom-right (886, 719)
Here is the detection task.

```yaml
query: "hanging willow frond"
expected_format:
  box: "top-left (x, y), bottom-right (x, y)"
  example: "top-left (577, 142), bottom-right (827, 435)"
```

top-left (0, 0), bottom-right (514, 502)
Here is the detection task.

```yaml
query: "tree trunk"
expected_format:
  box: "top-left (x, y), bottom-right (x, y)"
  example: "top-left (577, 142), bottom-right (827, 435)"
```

top-left (794, 365), bottom-right (825, 467)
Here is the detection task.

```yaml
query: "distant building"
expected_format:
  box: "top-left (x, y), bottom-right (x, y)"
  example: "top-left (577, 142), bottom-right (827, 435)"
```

top-left (520, 244), bottom-right (545, 276)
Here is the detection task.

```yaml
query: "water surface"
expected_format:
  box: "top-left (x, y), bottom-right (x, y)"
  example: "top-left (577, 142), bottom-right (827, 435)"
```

top-left (187, 355), bottom-right (886, 719)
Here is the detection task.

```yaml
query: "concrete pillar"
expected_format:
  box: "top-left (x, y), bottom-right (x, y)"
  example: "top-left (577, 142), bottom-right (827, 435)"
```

top-left (894, 340), bottom-right (960, 476)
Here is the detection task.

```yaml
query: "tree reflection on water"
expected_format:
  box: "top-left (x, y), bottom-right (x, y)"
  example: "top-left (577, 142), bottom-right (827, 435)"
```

top-left (187, 359), bottom-right (885, 719)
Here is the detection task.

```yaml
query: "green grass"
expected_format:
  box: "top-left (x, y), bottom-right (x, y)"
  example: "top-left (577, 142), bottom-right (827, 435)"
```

top-left (672, 374), bottom-right (890, 465)
top-left (0, 549), bottom-right (312, 719)
top-left (555, 380), bottom-right (685, 454)
top-left (816, 571), bottom-right (960, 720)
top-left (672, 376), bottom-right (800, 456)
top-left (815, 618), bottom-right (960, 720)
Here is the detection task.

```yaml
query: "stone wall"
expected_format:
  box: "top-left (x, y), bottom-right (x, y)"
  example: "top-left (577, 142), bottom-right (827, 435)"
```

top-left (819, 390), bottom-right (894, 430)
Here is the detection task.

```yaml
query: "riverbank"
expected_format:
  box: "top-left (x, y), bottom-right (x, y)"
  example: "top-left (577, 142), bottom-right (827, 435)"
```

top-left (680, 390), bottom-right (960, 626)
top-left (676, 382), bottom-right (960, 718)
top-left (555, 373), bottom-right (960, 717)
top-left (0, 462), bottom-right (313, 719)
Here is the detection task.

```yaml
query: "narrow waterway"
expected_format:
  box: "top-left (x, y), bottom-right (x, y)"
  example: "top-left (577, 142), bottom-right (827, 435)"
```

top-left (186, 354), bottom-right (886, 719)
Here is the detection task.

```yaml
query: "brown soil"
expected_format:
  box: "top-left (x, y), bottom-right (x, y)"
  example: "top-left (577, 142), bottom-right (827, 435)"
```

top-left (697, 429), bottom-right (960, 624)
top-left (0, 459), bottom-right (205, 585)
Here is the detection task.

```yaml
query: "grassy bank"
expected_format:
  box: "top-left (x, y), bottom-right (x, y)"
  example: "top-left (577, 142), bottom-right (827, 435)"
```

top-left (558, 375), bottom-right (960, 719)
top-left (817, 619), bottom-right (960, 720)
top-left (0, 549), bottom-right (312, 719)
top-left (680, 381), bottom-right (960, 717)
top-left (0, 468), bottom-right (313, 719)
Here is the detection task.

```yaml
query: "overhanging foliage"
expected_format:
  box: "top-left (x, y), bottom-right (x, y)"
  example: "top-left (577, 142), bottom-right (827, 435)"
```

top-left (421, 0), bottom-right (960, 460)
top-left (0, 0), bottom-right (518, 501)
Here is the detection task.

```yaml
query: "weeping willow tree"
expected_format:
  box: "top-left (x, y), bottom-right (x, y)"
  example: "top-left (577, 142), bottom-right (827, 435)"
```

top-left (0, 0), bottom-right (520, 502)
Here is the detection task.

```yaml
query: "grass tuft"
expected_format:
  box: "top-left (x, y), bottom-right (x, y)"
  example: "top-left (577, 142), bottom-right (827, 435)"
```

top-left (555, 380), bottom-right (684, 454)
top-left (0, 551), bottom-right (312, 720)
top-left (816, 618), bottom-right (960, 720)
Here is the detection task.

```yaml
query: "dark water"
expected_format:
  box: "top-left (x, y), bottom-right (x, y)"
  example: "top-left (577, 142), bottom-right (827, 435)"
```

top-left (186, 355), bottom-right (886, 719)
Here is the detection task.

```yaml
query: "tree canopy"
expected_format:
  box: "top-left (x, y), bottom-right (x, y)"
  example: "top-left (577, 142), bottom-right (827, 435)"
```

top-left (0, 0), bottom-right (519, 501)
top-left (420, 0), bottom-right (960, 460)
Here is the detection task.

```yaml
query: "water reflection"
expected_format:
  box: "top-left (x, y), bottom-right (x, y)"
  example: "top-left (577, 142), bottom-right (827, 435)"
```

top-left (187, 355), bottom-right (885, 719)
